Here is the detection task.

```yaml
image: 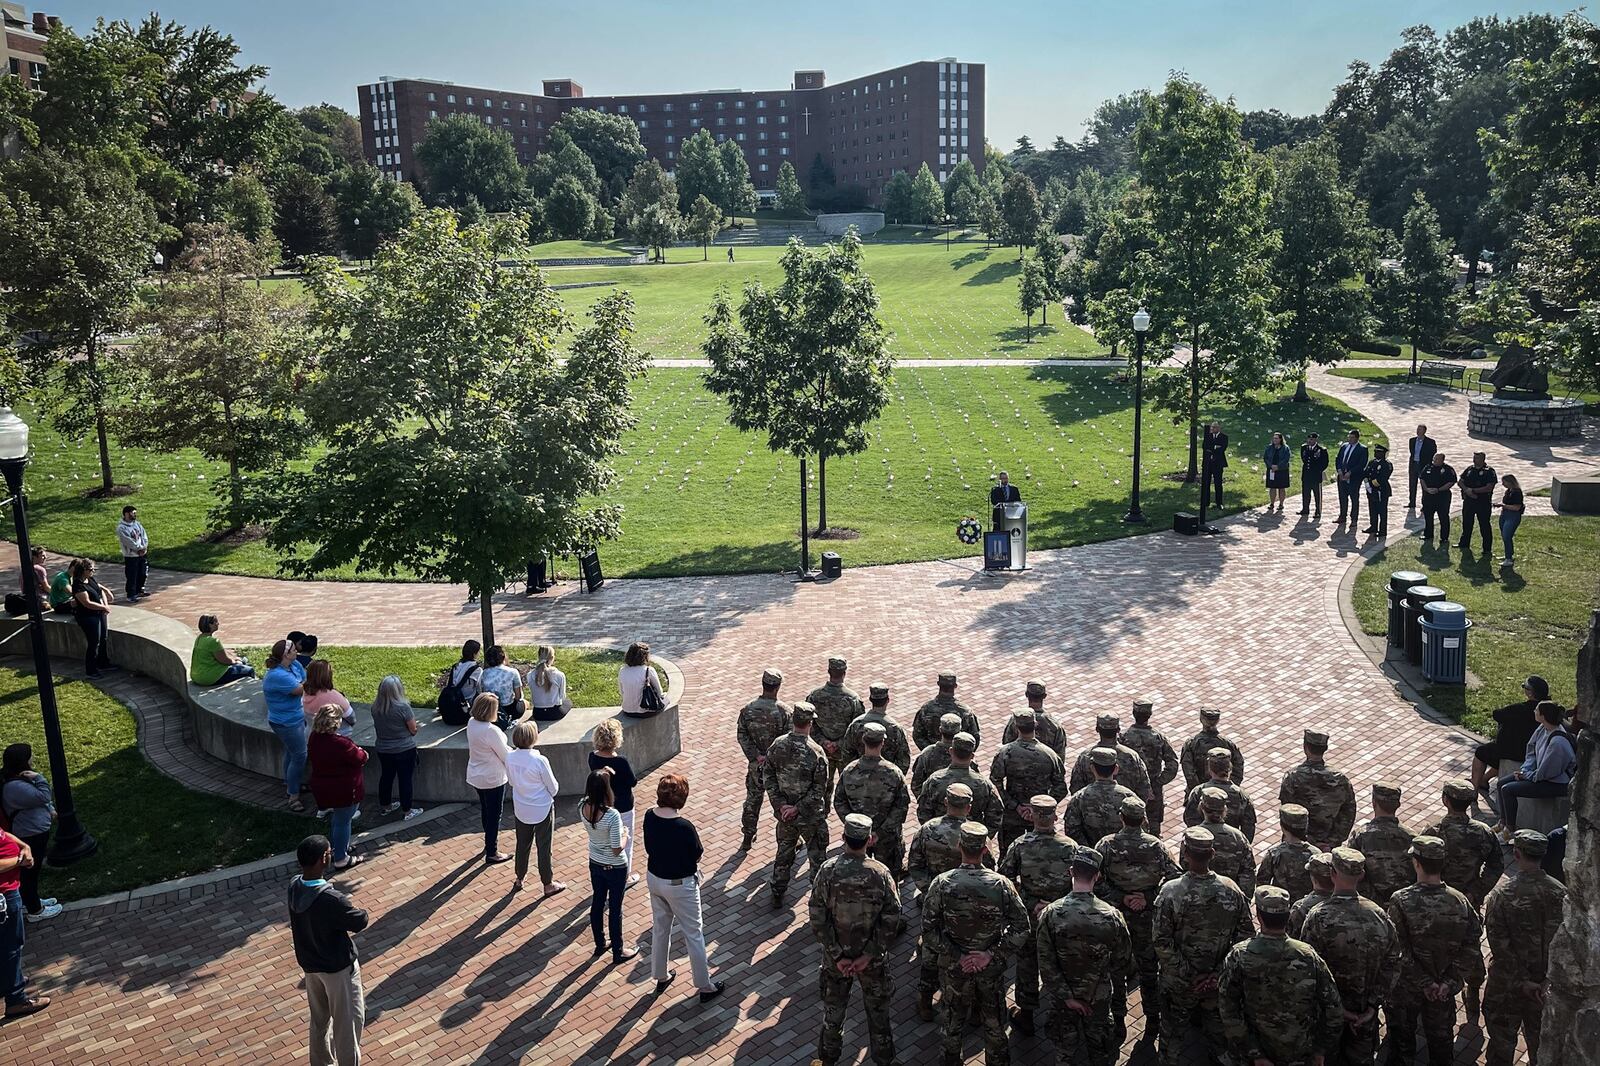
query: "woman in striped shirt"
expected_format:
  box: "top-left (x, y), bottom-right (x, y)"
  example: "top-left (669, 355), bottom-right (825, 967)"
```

top-left (583, 771), bottom-right (637, 963)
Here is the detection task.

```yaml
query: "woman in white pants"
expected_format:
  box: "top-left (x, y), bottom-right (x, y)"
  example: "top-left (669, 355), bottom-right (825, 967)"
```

top-left (642, 773), bottom-right (725, 1003)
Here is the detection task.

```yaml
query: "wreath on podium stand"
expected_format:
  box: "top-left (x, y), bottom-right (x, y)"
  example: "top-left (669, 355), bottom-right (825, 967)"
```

top-left (956, 517), bottom-right (983, 545)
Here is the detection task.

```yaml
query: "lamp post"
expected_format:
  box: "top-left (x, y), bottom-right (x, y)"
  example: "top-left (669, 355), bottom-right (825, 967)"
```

top-left (1124, 307), bottom-right (1151, 524)
top-left (0, 409), bottom-right (97, 864)
top-left (152, 250), bottom-right (165, 289)
top-left (352, 217), bottom-right (362, 269)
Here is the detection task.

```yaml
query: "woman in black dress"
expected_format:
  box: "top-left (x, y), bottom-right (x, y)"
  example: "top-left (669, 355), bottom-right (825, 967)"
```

top-left (1472, 674), bottom-right (1548, 793)
top-left (1262, 432), bottom-right (1291, 512)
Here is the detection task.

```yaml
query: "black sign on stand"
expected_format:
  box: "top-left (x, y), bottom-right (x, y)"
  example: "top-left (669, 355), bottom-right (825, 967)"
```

top-left (579, 550), bottom-right (604, 593)
top-left (982, 531), bottom-right (1012, 571)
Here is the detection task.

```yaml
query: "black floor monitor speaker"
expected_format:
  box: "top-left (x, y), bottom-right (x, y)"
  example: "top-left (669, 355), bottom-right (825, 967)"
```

top-left (1173, 512), bottom-right (1199, 536)
top-left (820, 551), bottom-right (842, 579)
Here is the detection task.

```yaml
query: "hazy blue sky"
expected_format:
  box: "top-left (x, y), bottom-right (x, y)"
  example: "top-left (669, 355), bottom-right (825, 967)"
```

top-left (42, 0), bottom-right (1570, 146)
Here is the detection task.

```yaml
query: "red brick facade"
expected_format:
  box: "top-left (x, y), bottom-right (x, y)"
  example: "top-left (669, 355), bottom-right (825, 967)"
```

top-left (3, 2), bottom-right (53, 92)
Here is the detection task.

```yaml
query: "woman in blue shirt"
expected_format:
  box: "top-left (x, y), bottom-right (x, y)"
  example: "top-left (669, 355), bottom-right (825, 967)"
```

top-left (263, 638), bottom-right (309, 811)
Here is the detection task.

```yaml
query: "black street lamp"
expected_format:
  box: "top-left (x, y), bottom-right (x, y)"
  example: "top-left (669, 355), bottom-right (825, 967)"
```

top-left (1125, 307), bottom-right (1151, 524)
top-left (0, 408), bottom-right (98, 865)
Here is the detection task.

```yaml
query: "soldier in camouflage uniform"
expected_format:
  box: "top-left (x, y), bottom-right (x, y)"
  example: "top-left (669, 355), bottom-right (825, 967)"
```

top-left (918, 732), bottom-right (1004, 835)
top-left (908, 783), bottom-right (984, 1021)
top-left (1300, 848), bottom-right (1401, 1066)
top-left (911, 712), bottom-right (962, 798)
top-left (1096, 795), bottom-right (1180, 1028)
top-left (999, 795), bottom-right (1077, 1036)
top-left (810, 813), bottom-right (902, 1066)
top-left (808, 656), bottom-right (864, 797)
top-left (1350, 781), bottom-right (1416, 906)
top-left (1483, 830), bottom-right (1566, 1066)
top-left (990, 711), bottom-right (1068, 857)
top-left (1069, 714), bottom-right (1154, 802)
top-left (1256, 803), bottom-right (1322, 903)
top-left (1278, 729), bottom-right (1357, 850)
top-left (1037, 847), bottom-right (1133, 1066)
top-left (1183, 748), bottom-right (1258, 840)
top-left (1119, 700), bottom-right (1181, 834)
top-left (842, 683), bottom-right (911, 773)
top-left (922, 821), bottom-right (1032, 1066)
top-left (1290, 852), bottom-right (1335, 938)
top-left (834, 723), bottom-right (912, 880)
top-left (1422, 778), bottom-right (1503, 1024)
top-left (764, 701), bottom-right (831, 909)
top-left (1196, 786), bottom-right (1256, 897)
top-left (1000, 679), bottom-right (1067, 759)
top-left (912, 671), bottom-right (980, 750)
top-left (1180, 708), bottom-right (1245, 793)
top-left (1063, 747), bottom-right (1136, 846)
top-left (1218, 886), bottom-right (1344, 1066)
top-left (736, 669), bottom-right (793, 850)
top-left (1153, 827), bottom-right (1255, 1066)
top-left (1386, 836), bottom-right (1485, 1066)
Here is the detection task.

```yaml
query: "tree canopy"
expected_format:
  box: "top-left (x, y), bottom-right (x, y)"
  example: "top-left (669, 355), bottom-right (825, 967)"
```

top-left (415, 114), bottom-right (526, 213)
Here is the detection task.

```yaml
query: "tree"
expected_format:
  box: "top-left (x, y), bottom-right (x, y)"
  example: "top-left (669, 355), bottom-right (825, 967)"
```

top-left (215, 165), bottom-right (276, 248)
top-left (332, 164), bottom-right (421, 260)
top-left (910, 163), bottom-right (945, 225)
top-left (414, 114), bottom-right (525, 213)
top-left (676, 129), bottom-right (725, 214)
top-left (703, 232), bottom-right (891, 533)
top-left (949, 184), bottom-right (978, 227)
top-left (685, 194), bottom-right (722, 260)
top-left (1355, 113), bottom-right (1429, 234)
top-left (0, 148), bottom-right (158, 491)
top-left (544, 174), bottom-right (597, 239)
top-left (1014, 136), bottom-right (1036, 157)
top-left (1240, 109), bottom-right (1323, 151)
top-left (806, 151), bottom-right (836, 207)
top-left (285, 104), bottom-right (365, 177)
top-left (943, 158), bottom-right (980, 216)
top-left (976, 186), bottom-right (1002, 248)
top-left (634, 203), bottom-right (679, 262)
top-left (550, 108), bottom-right (647, 206)
top-left (1000, 172), bottom-right (1042, 256)
top-left (261, 211), bottom-right (646, 648)
top-left (526, 129), bottom-right (602, 200)
top-left (1033, 229), bottom-right (1066, 325)
top-left (1018, 255), bottom-right (1045, 342)
top-left (1270, 139), bottom-right (1374, 400)
top-left (717, 140), bottom-right (757, 217)
top-left (272, 165), bottom-right (338, 258)
top-left (1384, 193), bottom-right (1457, 376)
top-left (619, 160), bottom-right (680, 260)
top-left (882, 171), bottom-right (916, 223)
top-left (776, 161), bottom-right (806, 213)
top-left (121, 225), bottom-right (306, 529)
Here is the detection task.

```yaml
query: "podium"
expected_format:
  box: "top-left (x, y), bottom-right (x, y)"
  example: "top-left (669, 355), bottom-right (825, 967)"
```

top-left (985, 503), bottom-right (1028, 571)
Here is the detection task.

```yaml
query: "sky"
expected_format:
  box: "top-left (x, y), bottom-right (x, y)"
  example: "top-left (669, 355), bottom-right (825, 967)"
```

top-left (39, 0), bottom-right (1572, 147)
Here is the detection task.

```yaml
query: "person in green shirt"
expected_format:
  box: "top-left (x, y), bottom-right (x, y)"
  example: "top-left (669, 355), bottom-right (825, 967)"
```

top-left (47, 566), bottom-right (74, 614)
top-left (190, 614), bottom-right (256, 686)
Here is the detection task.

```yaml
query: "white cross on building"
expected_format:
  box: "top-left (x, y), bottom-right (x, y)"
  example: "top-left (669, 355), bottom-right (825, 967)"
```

top-left (801, 107), bottom-right (812, 134)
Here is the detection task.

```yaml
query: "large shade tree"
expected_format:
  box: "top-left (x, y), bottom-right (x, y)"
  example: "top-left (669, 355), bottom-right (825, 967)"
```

top-left (260, 211), bottom-right (647, 647)
top-left (703, 231), bottom-right (892, 533)
top-left (415, 114), bottom-right (526, 213)
top-left (550, 108), bottom-right (646, 206)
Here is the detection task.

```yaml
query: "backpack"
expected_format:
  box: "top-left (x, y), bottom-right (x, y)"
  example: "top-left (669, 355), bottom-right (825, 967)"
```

top-left (438, 662), bottom-right (478, 726)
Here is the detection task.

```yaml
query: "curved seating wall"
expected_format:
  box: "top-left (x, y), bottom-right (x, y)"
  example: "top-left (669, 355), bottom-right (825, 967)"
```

top-left (0, 608), bottom-right (682, 803)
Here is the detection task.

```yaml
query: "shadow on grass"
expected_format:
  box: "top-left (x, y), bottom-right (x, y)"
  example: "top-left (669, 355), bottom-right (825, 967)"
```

top-left (618, 540), bottom-right (803, 580)
top-left (951, 250), bottom-right (987, 270)
top-left (963, 259), bottom-right (1021, 287)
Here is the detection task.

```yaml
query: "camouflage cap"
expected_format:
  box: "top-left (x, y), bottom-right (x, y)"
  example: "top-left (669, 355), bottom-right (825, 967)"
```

top-left (1096, 714), bottom-right (1120, 732)
top-left (1120, 795), bottom-right (1147, 818)
top-left (1330, 846), bottom-right (1366, 876)
top-left (1304, 729), bottom-right (1330, 750)
top-left (1200, 785), bottom-right (1228, 812)
top-left (868, 682), bottom-right (889, 702)
top-left (1442, 778), bottom-right (1476, 804)
top-left (842, 813), bottom-right (873, 841)
top-left (1511, 829), bottom-right (1549, 859)
top-left (861, 721), bottom-right (887, 744)
top-left (1071, 846), bottom-right (1103, 871)
top-left (938, 712), bottom-right (962, 735)
top-left (1090, 746), bottom-right (1119, 768)
top-left (1254, 885), bottom-right (1292, 915)
top-left (1407, 835), bottom-right (1445, 862)
top-left (1132, 699), bottom-right (1154, 717)
top-left (1011, 709), bottom-right (1038, 729)
top-left (761, 668), bottom-right (783, 687)
top-left (1372, 780), bottom-right (1402, 804)
top-left (790, 700), bottom-right (816, 724)
top-left (1305, 851), bottom-right (1334, 876)
top-left (951, 731), bottom-right (977, 755)
top-left (945, 782), bottom-right (974, 804)
top-left (1183, 826), bottom-right (1216, 852)
top-left (937, 670), bottom-right (957, 686)
top-left (827, 655), bottom-right (848, 673)
top-left (958, 821), bottom-right (989, 850)
top-left (1280, 803), bottom-right (1310, 831)
top-left (1029, 794), bottom-right (1059, 818)
top-left (1025, 679), bottom-right (1047, 698)
top-left (1206, 746), bottom-right (1233, 766)
top-left (1199, 708), bottom-right (1221, 722)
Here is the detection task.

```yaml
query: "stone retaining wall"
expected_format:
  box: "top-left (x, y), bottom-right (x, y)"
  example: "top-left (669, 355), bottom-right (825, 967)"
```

top-left (526, 253), bottom-right (647, 266)
top-left (1467, 395), bottom-right (1585, 439)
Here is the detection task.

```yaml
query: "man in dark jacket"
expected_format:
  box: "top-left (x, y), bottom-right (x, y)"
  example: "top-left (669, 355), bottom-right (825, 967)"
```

top-left (289, 835), bottom-right (368, 1066)
top-left (1418, 453), bottom-right (1458, 543)
top-left (1201, 422), bottom-right (1229, 513)
top-left (1406, 424), bottom-right (1437, 509)
top-left (1362, 445), bottom-right (1394, 538)
top-left (989, 471), bottom-right (1022, 530)
top-left (1334, 430), bottom-right (1369, 527)
top-left (1457, 452), bottom-right (1498, 554)
top-left (1298, 433), bottom-right (1329, 518)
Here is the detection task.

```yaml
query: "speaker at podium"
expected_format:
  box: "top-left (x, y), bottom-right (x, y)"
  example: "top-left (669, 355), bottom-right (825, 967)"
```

top-left (985, 502), bottom-right (1028, 571)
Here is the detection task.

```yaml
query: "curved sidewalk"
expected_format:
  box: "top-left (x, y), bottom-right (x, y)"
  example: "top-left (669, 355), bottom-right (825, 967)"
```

top-left (6, 368), bottom-right (1591, 1065)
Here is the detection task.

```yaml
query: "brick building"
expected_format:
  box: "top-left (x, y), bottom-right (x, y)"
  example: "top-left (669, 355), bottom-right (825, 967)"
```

top-left (358, 58), bottom-right (983, 205)
top-left (3, 2), bottom-right (52, 90)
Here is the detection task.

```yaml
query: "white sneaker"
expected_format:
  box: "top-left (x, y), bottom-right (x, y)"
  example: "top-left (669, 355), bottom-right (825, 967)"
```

top-left (404, 808), bottom-right (424, 821)
top-left (350, 809), bottom-right (361, 825)
top-left (383, 802), bottom-right (402, 814)
top-left (26, 903), bottom-right (63, 922)
top-left (39, 897), bottom-right (56, 907)
top-left (315, 809), bottom-right (328, 819)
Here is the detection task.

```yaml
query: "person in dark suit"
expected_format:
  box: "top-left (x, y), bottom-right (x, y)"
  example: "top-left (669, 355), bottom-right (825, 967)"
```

top-left (990, 471), bottom-right (1021, 530)
top-left (1418, 452), bottom-right (1458, 542)
top-left (1406, 424), bottom-right (1436, 509)
top-left (1298, 433), bottom-right (1328, 518)
top-left (1333, 429), bottom-right (1368, 526)
top-left (1362, 444), bottom-right (1394, 537)
top-left (1201, 422), bottom-right (1228, 513)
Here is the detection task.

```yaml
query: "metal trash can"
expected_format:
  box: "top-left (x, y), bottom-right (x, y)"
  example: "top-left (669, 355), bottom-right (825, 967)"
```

top-left (1420, 601), bottom-right (1470, 683)
top-left (1403, 585), bottom-right (1447, 665)
top-left (1387, 571), bottom-right (1428, 648)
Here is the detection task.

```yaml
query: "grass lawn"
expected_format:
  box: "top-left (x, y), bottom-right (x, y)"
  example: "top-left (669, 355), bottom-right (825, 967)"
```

top-left (19, 368), bottom-right (1381, 580)
top-left (1329, 365), bottom-right (1600, 410)
top-left (1351, 516), bottom-right (1600, 736)
top-left (232, 645), bottom-right (641, 708)
top-left (0, 665), bottom-right (309, 902)
top-left (524, 239), bottom-right (638, 260)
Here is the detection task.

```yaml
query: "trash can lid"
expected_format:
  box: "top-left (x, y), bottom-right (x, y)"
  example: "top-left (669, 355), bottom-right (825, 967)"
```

top-left (1389, 570), bottom-right (1428, 591)
top-left (1424, 601), bottom-right (1468, 627)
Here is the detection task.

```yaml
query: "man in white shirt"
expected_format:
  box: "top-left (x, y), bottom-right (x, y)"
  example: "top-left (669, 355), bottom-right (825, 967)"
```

top-left (115, 505), bottom-right (150, 602)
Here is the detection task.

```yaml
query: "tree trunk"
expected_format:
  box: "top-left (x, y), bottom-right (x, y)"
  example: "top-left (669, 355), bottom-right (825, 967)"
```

top-left (1465, 256), bottom-right (1479, 294)
top-left (1293, 372), bottom-right (1310, 403)
top-left (703, 242), bottom-right (708, 261)
top-left (87, 334), bottom-right (114, 492)
top-left (479, 589), bottom-right (496, 651)
top-left (1185, 326), bottom-right (1201, 482)
top-left (227, 451), bottom-right (242, 530)
top-left (1042, 300), bottom-right (1049, 326)
top-left (816, 453), bottom-right (827, 533)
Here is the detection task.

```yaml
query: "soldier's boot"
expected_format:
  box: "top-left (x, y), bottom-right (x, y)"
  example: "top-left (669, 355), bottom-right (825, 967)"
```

top-left (1010, 1007), bottom-right (1034, 1036)
top-left (1464, 986), bottom-right (1481, 1028)
top-left (916, 990), bottom-right (935, 1023)
top-left (1140, 979), bottom-right (1162, 1027)
top-left (770, 884), bottom-right (787, 911)
top-left (739, 830), bottom-right (755, 851)
top-left (967, 1000), bottom-right (982, 1027)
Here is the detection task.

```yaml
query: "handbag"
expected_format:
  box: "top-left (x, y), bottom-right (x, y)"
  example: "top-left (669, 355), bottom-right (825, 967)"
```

top-left (639, 673), bottom-right (666, 713)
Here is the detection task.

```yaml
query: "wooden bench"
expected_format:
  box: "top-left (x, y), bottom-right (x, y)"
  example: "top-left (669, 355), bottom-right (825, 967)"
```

top-left (1418, 361), bottom-right (1464, 388)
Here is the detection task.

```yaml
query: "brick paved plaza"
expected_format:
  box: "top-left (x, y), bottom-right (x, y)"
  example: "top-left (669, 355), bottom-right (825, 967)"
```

top-left (5, 369), bottom-right (1597, 1065)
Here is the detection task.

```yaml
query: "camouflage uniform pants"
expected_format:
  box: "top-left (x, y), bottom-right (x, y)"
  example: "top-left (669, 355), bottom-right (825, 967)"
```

top-left (1015, 908), bottom-right (1043, 1010)
top-left (917, 933), bottom-right (941, 999)
top-left (1156, 983), bottom-right (1226, 1066)
top-left (741, 762), bottom-right (764, 837)
top-left (1387, 994), bottom-right (1456, 1066)
top-left (868, 829), bottom-right (904, 879)
top-left (771, 816), bottom-right (829, 897)
top-left (939, 963), bottom-right (1010, 1066)
top-left (1146, 795), bottom-right (1166, 836)
top-left (999, 818), bottom-right (1029, 862)
top-left (817, 959), bottom-right (895, 1066)
top-left (1484, 996), bottom-right (1542, 1066)
top-left (1048, 996), bottom-right (1116, 1066)
top-left (1112, 906), bottom-right (1160, 1020)
top-left (1329, 1010), bottom-right (1380, 1066)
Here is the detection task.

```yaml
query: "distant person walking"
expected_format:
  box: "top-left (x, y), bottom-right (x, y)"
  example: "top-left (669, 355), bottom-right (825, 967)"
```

top-left (590, 719), bottom-right (639, 885)
top-left (69, 558), bottom-right (114, 679)
top-left (465, 693), bottom-right (514, 865)
top-left (582, 770), bottom-right (637, 963)
top-left (1497, 474), bottom-right (1524, 569)
top-left (289, 835), bottom-right (368, 1066)
top-left (727, 246), bottom-right (734, 262)
top-left (1262, 432), bottom-right (1291, 512)
top-left (264, 638), bottom-right (310, 812)
top-left (115, 505), bottom-right (149, 602)
top-left (506, 722), bottom-right (564, 896)
top-left (370, 675), bottom-right (423, 821)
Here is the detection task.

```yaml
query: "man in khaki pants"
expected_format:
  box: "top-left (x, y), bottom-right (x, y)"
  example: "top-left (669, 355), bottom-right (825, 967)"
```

top-left (289, 836), bottom-right (368, 1065)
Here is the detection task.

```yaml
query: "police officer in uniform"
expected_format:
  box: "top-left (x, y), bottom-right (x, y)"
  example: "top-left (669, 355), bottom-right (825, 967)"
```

top-left (1362, 444), bottom-right (1394, 538)
top-left (810, 813), bottom-right (901, 1066)
top-left (736, 669), bottom-right (793, 850)
top-left (1456, 451), bottom-right (1498, 554)
top-left (1417, 451), bottom-right (1458, 544)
